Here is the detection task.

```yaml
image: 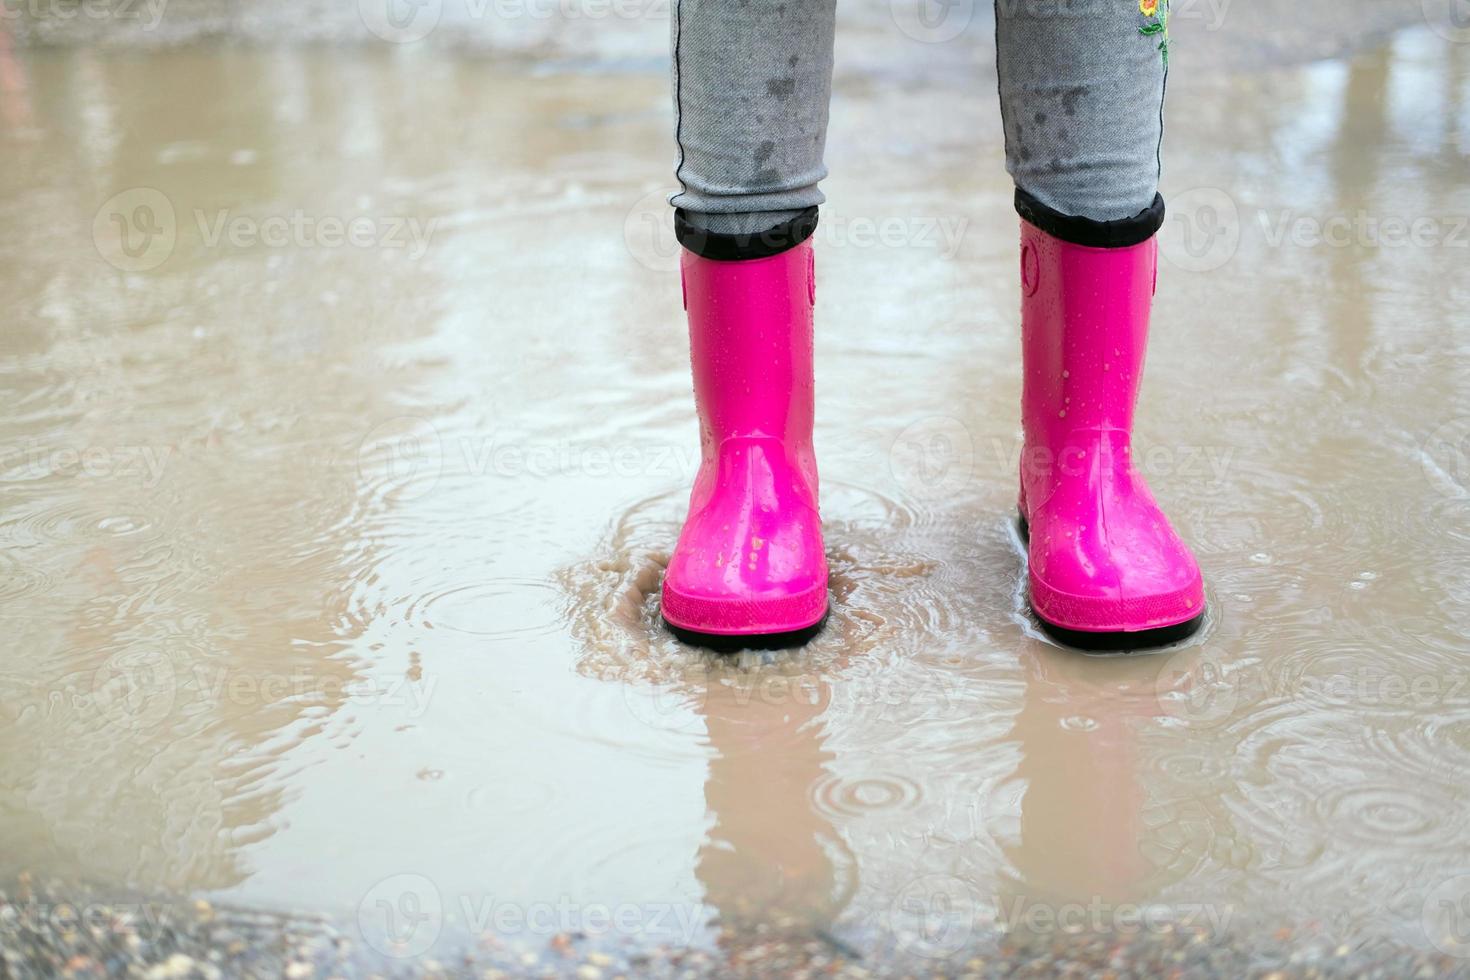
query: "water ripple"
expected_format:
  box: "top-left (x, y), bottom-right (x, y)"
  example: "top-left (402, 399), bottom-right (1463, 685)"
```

top-left (409, 578), bottom-right (562, 638)
top-left (810, 773), bottom-right (924, 821)
top-left (557, 481), bottom-right (971, 689)
top-left (0, 551), bottom-right (49, 603)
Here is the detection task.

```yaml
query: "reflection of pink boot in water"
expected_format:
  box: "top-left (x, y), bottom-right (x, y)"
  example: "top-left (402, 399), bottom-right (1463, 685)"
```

top-left (1018, 220), bottom-right (1205, 648)
top-left (661, 237), bottom-right (829, 647)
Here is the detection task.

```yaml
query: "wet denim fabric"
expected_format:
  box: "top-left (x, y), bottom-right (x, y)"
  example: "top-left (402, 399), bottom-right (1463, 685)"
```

top-left (669, 0), bottom-right (1168, 230)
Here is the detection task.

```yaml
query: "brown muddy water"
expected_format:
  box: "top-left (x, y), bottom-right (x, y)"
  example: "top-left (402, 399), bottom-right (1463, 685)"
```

top-left (1, 5), bottom-right (1469, 977)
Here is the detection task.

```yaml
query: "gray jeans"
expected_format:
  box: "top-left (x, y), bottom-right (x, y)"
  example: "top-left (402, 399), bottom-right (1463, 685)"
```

top-left (670, 0), bottom-right (1168, 234)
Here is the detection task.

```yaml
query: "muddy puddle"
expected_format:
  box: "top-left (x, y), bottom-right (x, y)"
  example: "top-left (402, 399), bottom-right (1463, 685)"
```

top-left (1, 5), bottom-right (1469, 974)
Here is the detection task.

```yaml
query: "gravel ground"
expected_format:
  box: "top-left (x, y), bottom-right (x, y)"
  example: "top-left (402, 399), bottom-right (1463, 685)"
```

top-left (5, 873), bottom-right (1469, 979)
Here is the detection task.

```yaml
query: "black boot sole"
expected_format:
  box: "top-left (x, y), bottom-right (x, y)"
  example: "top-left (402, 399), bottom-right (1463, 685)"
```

top-left (663, 611), bottom-right (828, 652)
top-left (1017, 513), bottom-right (1204, 651)
top-left (1034, 613), bottom-right (1205, 651)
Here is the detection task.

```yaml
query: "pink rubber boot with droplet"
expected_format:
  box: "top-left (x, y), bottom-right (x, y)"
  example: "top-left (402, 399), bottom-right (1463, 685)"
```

top-left (1017, 220), bottom-right (1205, 647)
top-left (661, 240), bottom-right (829, 644)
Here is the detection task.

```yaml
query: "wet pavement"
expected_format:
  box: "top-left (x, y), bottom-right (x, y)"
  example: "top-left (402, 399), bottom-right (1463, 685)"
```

top-left (2, 1), bottom-right (1470, 977)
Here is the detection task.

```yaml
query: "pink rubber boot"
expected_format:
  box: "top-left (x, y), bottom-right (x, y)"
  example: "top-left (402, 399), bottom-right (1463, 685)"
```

top-left (661, 239), bottom-right (829, 646)
top-left (1018, 220), bottom-right (1205, 648)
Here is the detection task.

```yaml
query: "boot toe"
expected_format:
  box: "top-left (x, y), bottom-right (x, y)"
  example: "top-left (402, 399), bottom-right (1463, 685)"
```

top-left (1027, 501), bottom-right (1203, 636)
top-left (662, 549), bottom-right (829, 635)
top-left (662, 492), bottom-right (828, 637)
top-left (661, 578), bottom-right (829, 637)
top-left (1028, 572), bottom-right (1203, 639)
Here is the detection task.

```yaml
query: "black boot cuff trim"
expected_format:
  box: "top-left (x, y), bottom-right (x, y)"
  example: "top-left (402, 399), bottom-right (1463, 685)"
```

top-left (674, 206), bottom-right (819, 261)
top-left (1014, 189), bottom-right (1165, 248)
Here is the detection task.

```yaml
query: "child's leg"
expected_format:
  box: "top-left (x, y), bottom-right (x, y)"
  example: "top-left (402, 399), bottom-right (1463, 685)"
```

top-left (996, 1), bottom-right (1205, 647)
top-left (669, 0), bottom-right (837, 251)
top-left (659, 0), bottom-right (837, 643)
top-left (995, 0), bottom-right (1168, 230)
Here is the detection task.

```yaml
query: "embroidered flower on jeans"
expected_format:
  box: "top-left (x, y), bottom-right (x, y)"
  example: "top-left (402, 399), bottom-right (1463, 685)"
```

top-left (1139, 0), bottom-right (1169, 65)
